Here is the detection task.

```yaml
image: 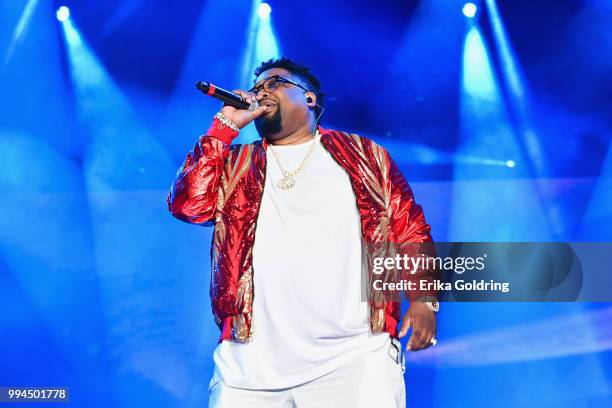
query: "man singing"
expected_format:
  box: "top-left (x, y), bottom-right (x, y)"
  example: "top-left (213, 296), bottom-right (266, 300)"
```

top-left (167, 57), bottom-right (438, 407)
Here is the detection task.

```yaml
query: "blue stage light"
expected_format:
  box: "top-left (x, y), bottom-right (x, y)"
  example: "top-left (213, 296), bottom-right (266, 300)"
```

top-left (56, 6), bottom-right (70, 22)
top-left (463, 2), bottom-right (477, 18)
top-left (258, 3), bottom-right (271, 19)
top-left (237, 0), bottom-right (280, 144)
top-left (506, 159), bottom-right (516, 168)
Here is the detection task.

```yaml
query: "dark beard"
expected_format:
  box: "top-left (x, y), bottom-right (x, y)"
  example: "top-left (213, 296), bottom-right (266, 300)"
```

top-left (254, 105), bottom-right (282, 138)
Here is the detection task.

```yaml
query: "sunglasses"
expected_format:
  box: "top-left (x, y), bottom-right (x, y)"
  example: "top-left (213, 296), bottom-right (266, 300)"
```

top-left (248, 75), bottom-right (310, 96)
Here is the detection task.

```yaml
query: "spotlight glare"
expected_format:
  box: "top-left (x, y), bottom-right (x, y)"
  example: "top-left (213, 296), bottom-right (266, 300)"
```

top-left (56, 5), bottom-right (70, 22)
top-left (463, 2), bottom-right (477, 18)
top-left (506, 160), bottom-right (516, 168)
top-left (258, 3), bottom-right (272, 19)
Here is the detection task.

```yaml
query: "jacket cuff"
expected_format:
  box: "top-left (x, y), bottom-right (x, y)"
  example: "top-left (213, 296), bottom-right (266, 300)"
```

top-left (207, 117), bottom-right (239, 145)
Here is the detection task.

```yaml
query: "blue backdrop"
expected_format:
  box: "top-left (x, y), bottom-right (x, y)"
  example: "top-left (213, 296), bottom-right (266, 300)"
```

top-left (1, 0), bottom-right (611, 406)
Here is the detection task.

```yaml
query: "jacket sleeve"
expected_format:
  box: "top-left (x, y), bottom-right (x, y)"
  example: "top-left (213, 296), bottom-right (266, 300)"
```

top-left (385, 150), bottom-right (439, 302)
top-left (166, 122), bottom-right (237, 225)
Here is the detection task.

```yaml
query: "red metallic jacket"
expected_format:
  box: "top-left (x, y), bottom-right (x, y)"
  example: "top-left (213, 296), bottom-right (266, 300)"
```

top-left (167, 120), bottom-right (435, 343)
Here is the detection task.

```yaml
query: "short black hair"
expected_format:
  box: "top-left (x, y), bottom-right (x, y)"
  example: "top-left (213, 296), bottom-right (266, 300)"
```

top-left (254, 57), bottom-right (325, 115)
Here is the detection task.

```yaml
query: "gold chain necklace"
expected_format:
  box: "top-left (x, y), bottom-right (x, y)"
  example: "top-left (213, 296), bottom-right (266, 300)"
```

top-left (269, 130), bottom-right (321, 190)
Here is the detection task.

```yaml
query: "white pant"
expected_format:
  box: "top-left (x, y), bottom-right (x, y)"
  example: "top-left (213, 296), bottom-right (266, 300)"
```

top-left (208, 337), bottom-right (406, 408)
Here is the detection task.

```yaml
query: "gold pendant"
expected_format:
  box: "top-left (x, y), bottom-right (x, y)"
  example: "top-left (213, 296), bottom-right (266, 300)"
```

top-left (277, 176), bottom-right (296, 190)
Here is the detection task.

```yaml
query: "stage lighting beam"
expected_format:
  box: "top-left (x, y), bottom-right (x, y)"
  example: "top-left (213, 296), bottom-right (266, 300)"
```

top-left (463, 3), bottom-right (477, 18)
top-left (258, 3), bottom-right (271, 19)
top-left (56, 5), bottom-right (70, 22)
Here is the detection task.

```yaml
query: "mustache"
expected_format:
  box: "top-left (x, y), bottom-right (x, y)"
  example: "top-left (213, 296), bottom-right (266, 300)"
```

top-left (259, 98), bottom-right (277, 107)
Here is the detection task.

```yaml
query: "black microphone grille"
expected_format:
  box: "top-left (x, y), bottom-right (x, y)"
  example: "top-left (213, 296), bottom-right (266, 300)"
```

top-left (195, 81), bottom-right (209, 91)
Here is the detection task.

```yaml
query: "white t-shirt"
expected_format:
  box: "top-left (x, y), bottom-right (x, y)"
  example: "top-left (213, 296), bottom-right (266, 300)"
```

top-left (213, 135), bottom-right (389, 389)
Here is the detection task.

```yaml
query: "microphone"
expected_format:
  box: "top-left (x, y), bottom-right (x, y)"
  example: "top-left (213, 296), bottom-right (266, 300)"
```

top-left (195, 81), bottom-right (259, 111)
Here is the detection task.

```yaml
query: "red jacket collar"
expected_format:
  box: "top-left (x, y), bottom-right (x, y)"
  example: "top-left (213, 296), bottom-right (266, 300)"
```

top-left (261, 125), bottom-right (330, 149)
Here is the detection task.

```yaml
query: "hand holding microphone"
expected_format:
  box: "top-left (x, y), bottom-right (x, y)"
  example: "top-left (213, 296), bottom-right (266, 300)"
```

top-left (196, 81), bottom-right (270, 130)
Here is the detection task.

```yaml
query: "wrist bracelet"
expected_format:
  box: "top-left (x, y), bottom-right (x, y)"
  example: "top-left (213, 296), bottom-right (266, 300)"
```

top-left (416, 296), bottom-right (440, 312)
top-left (214, 112), bottom-right (240, 132)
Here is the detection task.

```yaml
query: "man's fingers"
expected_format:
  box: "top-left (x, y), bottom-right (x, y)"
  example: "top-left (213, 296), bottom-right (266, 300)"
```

top-left (417, 318), bottom-right (432, 348)
top-left (408, 316), bottom-right (436, 351)
top-left (408, 330), bottom-right (422, 351)
top-left (416, 326), bottom-right (434, 350)
top-left (249, 105), bottom-right (269, 120)
top-left (233, 90), bottom-right (256, 101)
top-left (234, 105), bottom-right (268, 127)
top-left (407, 319), bottom-right (423, 351)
